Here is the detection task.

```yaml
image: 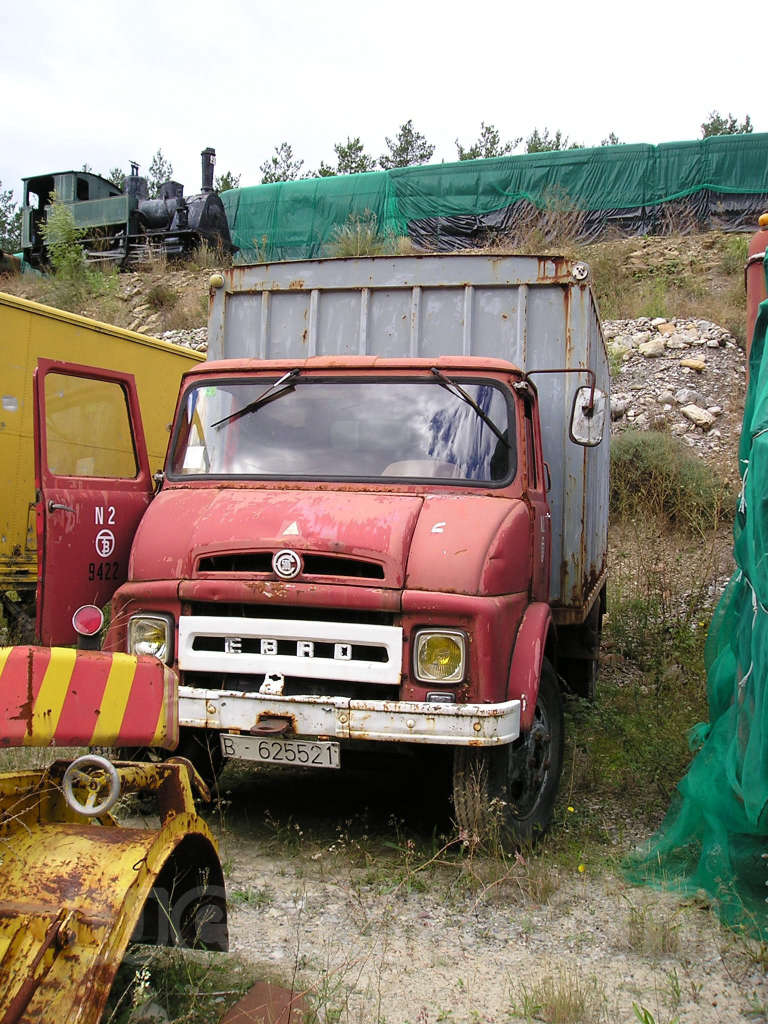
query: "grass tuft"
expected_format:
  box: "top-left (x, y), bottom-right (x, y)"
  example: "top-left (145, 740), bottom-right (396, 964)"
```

top-left (511, 966), bottom-right (609, 1023)
top-left (626, 900), bottom-right (682, 957)
top-left (328, 210), bottom-right (411, 258)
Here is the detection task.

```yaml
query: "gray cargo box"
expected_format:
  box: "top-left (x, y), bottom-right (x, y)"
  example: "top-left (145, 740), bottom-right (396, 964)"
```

top-left (208, 253), bottom-right (608, 621)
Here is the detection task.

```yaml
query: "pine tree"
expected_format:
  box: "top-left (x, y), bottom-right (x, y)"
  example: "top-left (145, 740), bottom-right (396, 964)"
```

top-left (700, 111), bottom-right (753, 138)
top-left (0, 181), bottom-right (21, 251)
top-left (260, 142), bottom-right (304, 184)
top-left (456, 122), bottom-right (520, 160)
top-left (379, 120), bottom-right (435, 169)
top-left (147, 149), bottom-right (174, 197)
top-left (215, 170), bottom-right (241, 192)
top-left (525, 128), bottom-right (583, 153)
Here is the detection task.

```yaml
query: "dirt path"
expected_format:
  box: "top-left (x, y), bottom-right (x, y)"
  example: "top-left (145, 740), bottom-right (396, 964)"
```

top-left (207, 762), bottom-right (767, 1024)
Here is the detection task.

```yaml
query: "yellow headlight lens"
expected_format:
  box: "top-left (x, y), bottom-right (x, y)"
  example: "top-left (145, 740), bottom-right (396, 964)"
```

top-left (415, 632), bottom-right (465, 683)
top-left (128, 616), bottom-right (171, 663)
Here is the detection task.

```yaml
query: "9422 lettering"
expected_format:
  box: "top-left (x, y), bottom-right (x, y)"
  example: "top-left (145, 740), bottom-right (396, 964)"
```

top-left (88, 561), bottom-right (119, 582)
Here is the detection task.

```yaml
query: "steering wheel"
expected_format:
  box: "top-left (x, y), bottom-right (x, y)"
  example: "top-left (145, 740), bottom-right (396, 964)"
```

top-left (62, 754), bottom-right (121, 817)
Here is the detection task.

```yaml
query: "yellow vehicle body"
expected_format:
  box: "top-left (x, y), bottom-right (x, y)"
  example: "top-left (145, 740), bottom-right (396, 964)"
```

top-left (0, 646), bottom-right (228, 1024)
top-left (0, 292), bottom-right (204, 592)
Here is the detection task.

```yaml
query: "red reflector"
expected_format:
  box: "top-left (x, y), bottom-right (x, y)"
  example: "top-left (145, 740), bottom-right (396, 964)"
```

top-left (72, 604), bottom-right (104, 636)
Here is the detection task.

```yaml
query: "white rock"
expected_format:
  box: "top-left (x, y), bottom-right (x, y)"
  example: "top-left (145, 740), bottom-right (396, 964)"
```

top-left (610, 397), bottom-right (629, 420)
top-left (634, 331), bottom-right (652, 346)
top-left (657, 390), bottom-right (675, 404)
top-left (674, 388), bottom-right (700, 405)
top-left (651, 317), bottom-right (667, 327)
top-left (608, 337), bottom-right (633, 356)
top-left (639, 339), bottom-right (666, 357)
top-left (681, 404), bottom-right (716, 430)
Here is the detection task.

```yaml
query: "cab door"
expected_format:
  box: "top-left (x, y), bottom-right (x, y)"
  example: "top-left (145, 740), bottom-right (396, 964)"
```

top-left (34, 359), bottom-right (154, 645)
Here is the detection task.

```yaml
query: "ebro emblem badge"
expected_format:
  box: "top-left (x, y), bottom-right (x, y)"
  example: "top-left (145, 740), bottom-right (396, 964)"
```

top-left (273, 549), bottom-right (302, 579)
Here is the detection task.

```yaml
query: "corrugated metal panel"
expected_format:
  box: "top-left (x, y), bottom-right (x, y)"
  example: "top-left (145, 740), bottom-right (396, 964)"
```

top-left (208, 254), bottom-right (608, 614)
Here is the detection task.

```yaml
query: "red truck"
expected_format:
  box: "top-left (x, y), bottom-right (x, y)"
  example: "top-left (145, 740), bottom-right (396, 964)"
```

top-left (33, 254), bottom-right (609, 844)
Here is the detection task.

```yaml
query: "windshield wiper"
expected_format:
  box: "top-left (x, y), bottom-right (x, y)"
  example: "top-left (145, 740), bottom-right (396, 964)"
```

top-left (210, 368), bottom-right (301, 429)
top-left (430, 367), bottom-right (510, 448)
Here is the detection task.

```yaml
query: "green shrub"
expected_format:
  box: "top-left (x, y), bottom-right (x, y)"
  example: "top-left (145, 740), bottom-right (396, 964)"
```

top-left (41, 198), bottom-right (88, 279)
top-left (328, 210), bottom-right (409, 257)
top-left (39, 196), bottom-right (118, 312)
top-left (146, 279), bottom-right (178, 311)
top-left (610, 430), bottom-right (731, 534)
top-left (718, 233), bottom-right (749, 276)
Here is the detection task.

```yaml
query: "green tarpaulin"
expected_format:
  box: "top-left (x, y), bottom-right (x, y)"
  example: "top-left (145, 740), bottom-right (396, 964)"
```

top-left (222, 134), bottom-right (768, 263)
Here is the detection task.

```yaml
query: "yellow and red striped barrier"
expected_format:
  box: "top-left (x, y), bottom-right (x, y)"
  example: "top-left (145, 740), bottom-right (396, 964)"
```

top-left (0, 646), bottom-right (178, 749)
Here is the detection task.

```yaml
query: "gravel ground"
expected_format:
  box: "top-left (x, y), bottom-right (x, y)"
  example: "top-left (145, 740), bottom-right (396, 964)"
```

top-left (200, 760), bottom-right (768, 1024)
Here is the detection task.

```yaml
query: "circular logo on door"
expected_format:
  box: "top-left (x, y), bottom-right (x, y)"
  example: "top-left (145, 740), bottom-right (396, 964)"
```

top-left (273, 549), bottom-right (302, 580)
top-left (95, 529), bottom-right (115, 558)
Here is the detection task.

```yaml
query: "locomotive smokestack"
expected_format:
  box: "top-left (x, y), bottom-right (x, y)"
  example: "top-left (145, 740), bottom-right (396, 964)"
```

top-left (201, 147), bottom-right (216, 192)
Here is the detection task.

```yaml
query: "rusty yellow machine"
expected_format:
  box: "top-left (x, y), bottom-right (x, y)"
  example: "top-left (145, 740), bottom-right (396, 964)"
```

top-left (0, 639), bottom-right (228, 1023)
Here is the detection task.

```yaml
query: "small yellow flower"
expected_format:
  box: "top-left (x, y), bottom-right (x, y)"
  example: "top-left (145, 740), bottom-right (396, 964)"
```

top-left (567, 806), bottom-right (575, 813)
top-left (578, 863), bottom-right (586, 873)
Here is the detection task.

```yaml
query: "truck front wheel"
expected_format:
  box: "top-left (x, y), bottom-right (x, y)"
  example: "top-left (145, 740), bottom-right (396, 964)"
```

top-left (452, 659), bottom-right (563, 847)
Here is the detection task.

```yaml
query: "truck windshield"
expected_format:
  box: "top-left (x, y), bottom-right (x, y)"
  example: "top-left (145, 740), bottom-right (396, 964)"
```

top-left (169, 377), bottom-right (516, 483)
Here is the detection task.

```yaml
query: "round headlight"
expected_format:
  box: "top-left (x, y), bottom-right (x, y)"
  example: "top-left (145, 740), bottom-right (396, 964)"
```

top-left (128, 616), bottom-right (171, 663)
top-left (415, 631), bottom-right (465, 683)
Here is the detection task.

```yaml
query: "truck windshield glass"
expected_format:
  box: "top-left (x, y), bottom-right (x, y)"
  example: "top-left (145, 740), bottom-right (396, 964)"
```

top-left (170, 378), bottom-right (516, 483)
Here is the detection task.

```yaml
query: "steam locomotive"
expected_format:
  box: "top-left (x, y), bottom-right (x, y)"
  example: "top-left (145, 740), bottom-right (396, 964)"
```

top-left (21, 148), bottom-right (235, 268)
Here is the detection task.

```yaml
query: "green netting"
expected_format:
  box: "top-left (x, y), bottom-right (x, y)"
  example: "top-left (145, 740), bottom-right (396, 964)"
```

top-left (221, 134), bottom-right (768, 262)
top-left (624, 255), bottom-right (768, 939)
top-left (388, 143), bottom-right (656, 219)
top-left (222, 170), bottom-right (405, 263)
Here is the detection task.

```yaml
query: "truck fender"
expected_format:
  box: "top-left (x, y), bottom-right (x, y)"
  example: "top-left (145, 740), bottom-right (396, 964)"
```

top-left (507, 602), bottom-right (553, 731)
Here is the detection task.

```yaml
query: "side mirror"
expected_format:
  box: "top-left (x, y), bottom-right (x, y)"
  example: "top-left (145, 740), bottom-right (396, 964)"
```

top-left (569, 386), bottom-right (607, 447)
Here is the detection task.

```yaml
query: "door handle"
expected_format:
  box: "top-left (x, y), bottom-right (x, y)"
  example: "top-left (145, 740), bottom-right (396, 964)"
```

top-left (48, 501), bottom-right (75, 513)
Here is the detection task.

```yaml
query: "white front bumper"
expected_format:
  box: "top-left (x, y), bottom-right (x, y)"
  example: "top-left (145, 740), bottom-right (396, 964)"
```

top-left (179, 687), bottom-right (520, 746)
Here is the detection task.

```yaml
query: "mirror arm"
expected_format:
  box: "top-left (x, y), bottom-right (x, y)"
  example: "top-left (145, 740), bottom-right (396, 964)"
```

top-left (524, 367), bottom-right (597, 412)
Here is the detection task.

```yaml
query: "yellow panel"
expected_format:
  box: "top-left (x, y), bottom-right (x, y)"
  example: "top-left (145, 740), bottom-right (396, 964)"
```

top-left (0, 292), bottom-right (204, 589)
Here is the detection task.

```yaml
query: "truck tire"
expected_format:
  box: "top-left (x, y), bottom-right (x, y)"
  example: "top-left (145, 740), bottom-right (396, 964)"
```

top-left (452, 658), bottom-right (563, 847)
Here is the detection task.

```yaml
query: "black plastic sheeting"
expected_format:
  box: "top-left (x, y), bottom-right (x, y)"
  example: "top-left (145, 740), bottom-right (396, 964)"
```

top-left (408, 191), bottom-right (768, 251)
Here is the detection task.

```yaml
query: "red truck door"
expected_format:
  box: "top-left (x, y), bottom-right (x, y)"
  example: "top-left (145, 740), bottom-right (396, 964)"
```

top-left (34, 359), bottom-right (154, 645)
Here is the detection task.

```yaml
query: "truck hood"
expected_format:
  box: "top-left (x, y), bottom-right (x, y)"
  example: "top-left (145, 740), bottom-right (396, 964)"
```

top-left (129, 488), bottom-right (423, 587)
top-left (129, 487), bottom-right (531, 597)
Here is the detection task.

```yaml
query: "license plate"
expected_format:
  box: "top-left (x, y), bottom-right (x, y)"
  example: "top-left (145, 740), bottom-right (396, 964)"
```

top-left (220, 733), bottom-right (340, 769)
